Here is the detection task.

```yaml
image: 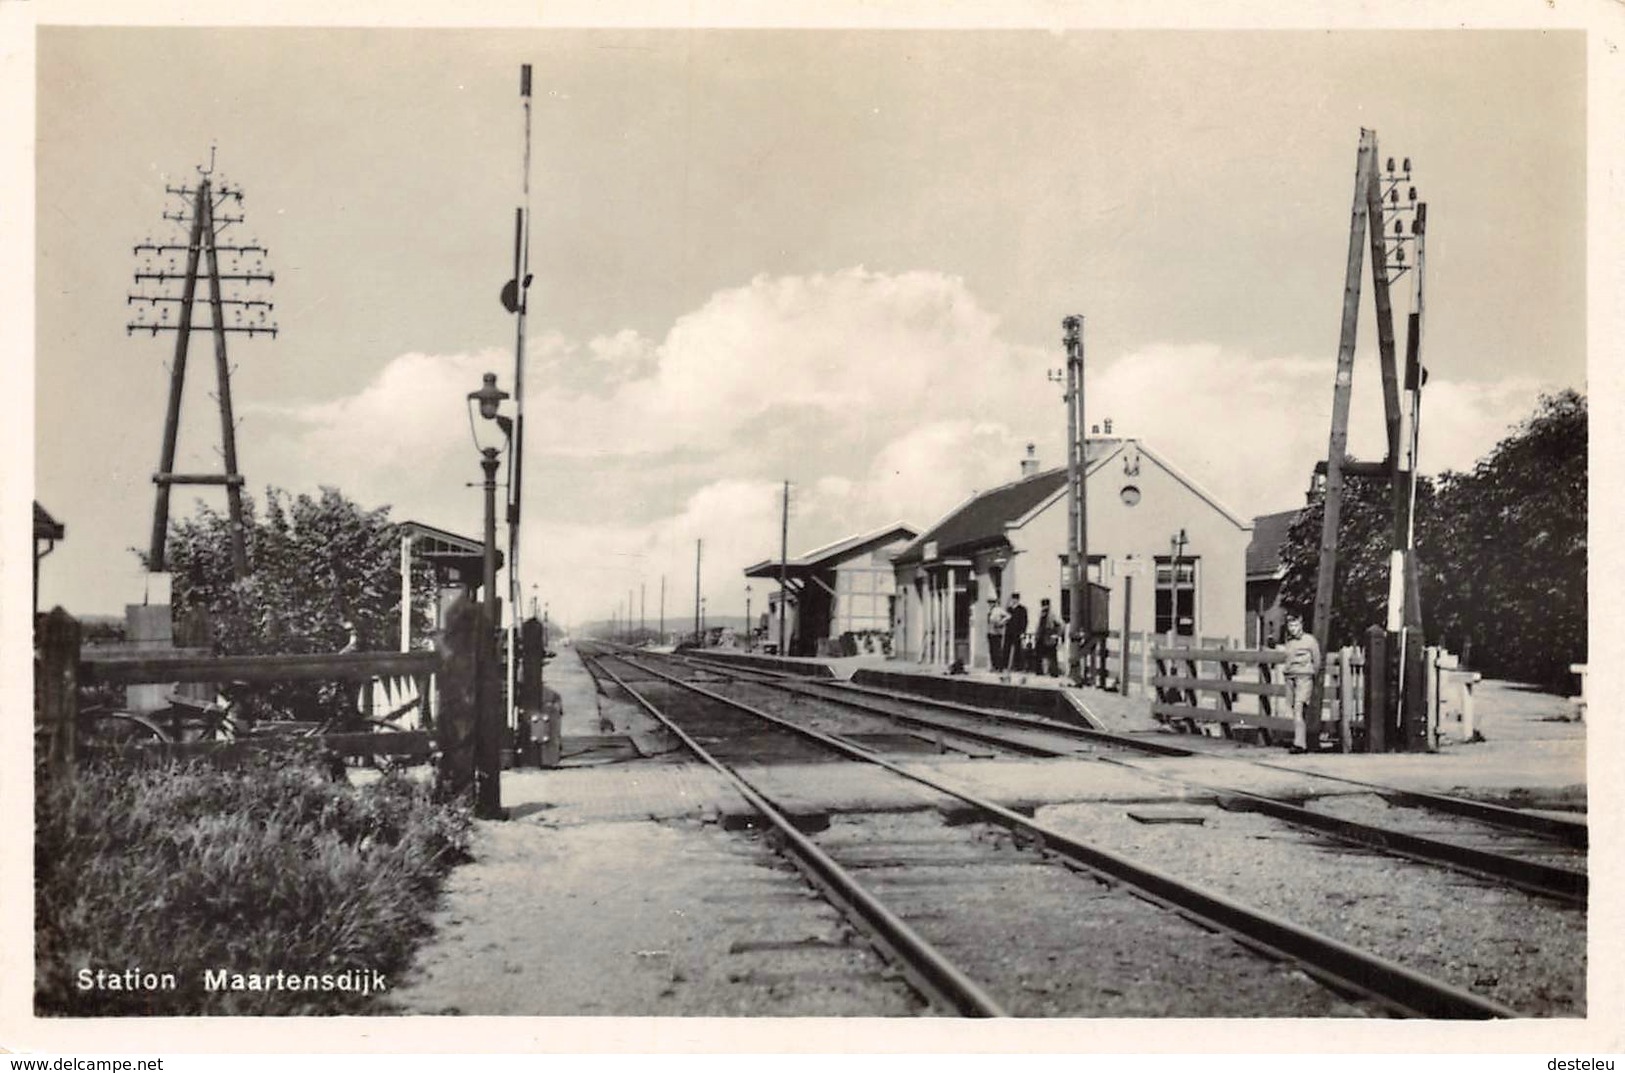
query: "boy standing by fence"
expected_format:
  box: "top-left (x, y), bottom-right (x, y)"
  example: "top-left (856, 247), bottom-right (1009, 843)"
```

top-left (1282, 613), bottom-right (1322, 754)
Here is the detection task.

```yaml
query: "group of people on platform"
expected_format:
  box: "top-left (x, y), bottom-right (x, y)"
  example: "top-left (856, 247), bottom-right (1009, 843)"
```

top-left (983, 592), bottom-right (1067, 681)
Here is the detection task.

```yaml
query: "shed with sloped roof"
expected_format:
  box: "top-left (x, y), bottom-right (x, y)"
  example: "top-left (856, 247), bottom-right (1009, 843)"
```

top-left (743, 522), bottom-right (918, 655)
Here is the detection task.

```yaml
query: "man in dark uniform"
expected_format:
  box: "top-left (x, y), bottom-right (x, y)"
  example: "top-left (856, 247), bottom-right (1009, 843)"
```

top-left (1035, 598), bottom-right (1062, 677)
top-left (1002, 592), bottom-right (1029, 680)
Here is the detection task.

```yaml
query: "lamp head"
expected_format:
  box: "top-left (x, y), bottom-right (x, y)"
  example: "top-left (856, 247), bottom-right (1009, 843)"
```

top-left (469, 372), bottom-right (510, 421)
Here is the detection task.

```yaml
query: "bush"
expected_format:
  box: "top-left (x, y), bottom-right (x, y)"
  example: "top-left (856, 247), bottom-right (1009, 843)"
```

top-left (35, 751), bottom-right (471, 1015)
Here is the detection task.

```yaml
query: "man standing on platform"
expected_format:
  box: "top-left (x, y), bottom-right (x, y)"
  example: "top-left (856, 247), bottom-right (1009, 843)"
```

top-left (1035, 598), bottom-right (1062, 677)
top-left (985, 597), bottom-right (1009, 674)
top-left (1281, 613), bottom-right (1322, 754)
top-left (1003, 592), bottom-right (1029, 681)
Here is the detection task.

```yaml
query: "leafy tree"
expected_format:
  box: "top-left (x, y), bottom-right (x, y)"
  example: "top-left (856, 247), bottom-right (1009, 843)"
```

top-left (1277, 390), bottom-right (1586, 689)
top-left (1278, 472), bottom-right (1439, 652)
top-left (1426, 390), bottom-right (1587, 688)
top-left (151, 486), bottom-right (436, 723)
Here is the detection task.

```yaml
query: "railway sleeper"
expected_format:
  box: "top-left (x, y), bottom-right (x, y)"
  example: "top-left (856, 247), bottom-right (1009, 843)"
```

top-left (723, 808), bottom-right (830, 834)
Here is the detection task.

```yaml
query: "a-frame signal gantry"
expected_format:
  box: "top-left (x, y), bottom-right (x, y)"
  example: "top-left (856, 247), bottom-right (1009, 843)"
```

top-left (1309, 128), bottom-right (1430, 752)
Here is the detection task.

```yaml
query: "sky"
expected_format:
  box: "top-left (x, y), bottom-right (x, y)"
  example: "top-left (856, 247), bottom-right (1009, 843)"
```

top-left (23, 21), bottom-right (1591, 629)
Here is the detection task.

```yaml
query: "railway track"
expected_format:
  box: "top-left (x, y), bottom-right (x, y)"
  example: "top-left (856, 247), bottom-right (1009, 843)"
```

top-left (667, 648), bottom-right (1587, 905)
top-left (580, 644), bottom-right (1521, 1018)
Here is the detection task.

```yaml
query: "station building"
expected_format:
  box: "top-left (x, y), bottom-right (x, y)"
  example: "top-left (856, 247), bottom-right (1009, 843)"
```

top-left (891, 441), bottom-right (1252, 670)
top-left (744, 522), bottom-right (919, 656)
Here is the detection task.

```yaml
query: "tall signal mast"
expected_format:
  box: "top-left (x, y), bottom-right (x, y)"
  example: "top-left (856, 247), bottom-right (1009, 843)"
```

top-left (1309, 129), bottom-right (1427, 752)
top-left (128, 150), bottom-right (277, 579)
top-left (502, 64), bottom-right (536, 732)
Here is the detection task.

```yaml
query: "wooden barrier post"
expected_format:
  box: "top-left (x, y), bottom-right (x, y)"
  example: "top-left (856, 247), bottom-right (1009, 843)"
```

top-left (435, 596), bottom-right (479, 805)
top-left (1403, 637), bottom-right (1429, 752)
top-left (520, 616), bottom-right (544, 767)
top-left (1337, 647), bottom-right (1354, 754)
top-left (1120, 574), bottom-right (1133, 696)
top-left (39, 607), bottom-right (81, 778)
top-left (1364, 625), bottom-right (1388, 753)
top-left (475, 597), bottom-right (505, 817)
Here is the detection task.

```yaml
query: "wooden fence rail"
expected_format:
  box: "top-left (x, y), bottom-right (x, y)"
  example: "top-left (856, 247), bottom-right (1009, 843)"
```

top-left (79, 649), bottom-right (440, 685)
top-left (1100, 632), bottom-right (1245, 698)
top-left (37, 606), bottom-right (454, 778)
top-left (1149, 642), bottom-right (1365, 750)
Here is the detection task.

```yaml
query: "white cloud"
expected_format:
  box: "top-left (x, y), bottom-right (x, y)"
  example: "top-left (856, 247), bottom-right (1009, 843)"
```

top-left (1090, 343), bottom-right (1558, 515)
top-left (240, 270), bottom-right (1562, 625)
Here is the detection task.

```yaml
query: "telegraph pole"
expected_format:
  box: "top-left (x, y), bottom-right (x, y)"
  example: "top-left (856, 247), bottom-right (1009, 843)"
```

top-left (779, 480), bottom-right (790, 656)
top-left (1053, 316), bottom-right (1088, 686)
top-left (694, 539), bottom-right (703, 643)
top-left (129, 154), bottom-right (276, 579)
top-left (1390, 180), bottom-right (1428, 749)
top-left (660, 574), bottom-right (666, 644)
top-left (640, 580), bottom-right (646, 641)
top-left (1308, 131), bottom-right (1377, 747)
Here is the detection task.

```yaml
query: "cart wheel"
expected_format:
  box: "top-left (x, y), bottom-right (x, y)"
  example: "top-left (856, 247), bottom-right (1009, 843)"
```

top-left (79, 708), bottom-right (173, 745)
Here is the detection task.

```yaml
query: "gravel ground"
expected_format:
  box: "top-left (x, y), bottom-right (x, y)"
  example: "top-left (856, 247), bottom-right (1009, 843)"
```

top-left (1300, 792), bottom-right (1588, 873)
top-left (392, 818), bottom-right (921, 1016)
top-left (714, 679), bottom-right (941, 743)
top-left (721, 677), bottom-right (1088, 757)
top-left (1034, 799), bottom-right (1585, 1016)
top-left (812, 811), bottom-right (1386, 1018)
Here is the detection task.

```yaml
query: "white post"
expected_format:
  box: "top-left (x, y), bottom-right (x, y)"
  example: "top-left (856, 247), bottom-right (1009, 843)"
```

top-left (1462, 672), bottom-right (1480, 739)
top-left (399, 533), bottom-right (413, 654)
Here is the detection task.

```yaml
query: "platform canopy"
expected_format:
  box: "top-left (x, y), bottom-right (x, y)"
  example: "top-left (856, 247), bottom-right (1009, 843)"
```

top-left (743, 522), bottom-right (919, 583)
top-left (400, 519), bottom-right (502, 578)
top-left (34, 501), bottom-right (65, 542)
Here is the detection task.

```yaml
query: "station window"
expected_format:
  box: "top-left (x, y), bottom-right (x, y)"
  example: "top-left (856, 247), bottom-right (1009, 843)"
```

top-left (1154, 557), bottom-right (1198, 637)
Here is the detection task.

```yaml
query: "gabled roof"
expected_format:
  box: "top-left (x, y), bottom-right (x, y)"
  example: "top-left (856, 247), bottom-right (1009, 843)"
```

top-left (893, 467), bottom-right (1069, 566)
top-left (895, 437), bottom-right (1252, 568)
top-left (1247, 508), bottom-right (1301, 579)
top-left (744, 522), bottom-right (919, 579)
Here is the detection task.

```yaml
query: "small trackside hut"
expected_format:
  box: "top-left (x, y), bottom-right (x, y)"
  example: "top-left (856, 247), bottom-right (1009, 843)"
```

top-left (744, 523), bottom-right (919, 657)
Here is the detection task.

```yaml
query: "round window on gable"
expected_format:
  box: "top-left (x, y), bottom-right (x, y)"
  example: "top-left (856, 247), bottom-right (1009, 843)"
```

top-left (1120, 484), bottom-right (1142, 506)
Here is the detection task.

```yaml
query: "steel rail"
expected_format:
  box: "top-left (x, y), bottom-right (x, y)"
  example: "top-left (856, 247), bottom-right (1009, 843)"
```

top-left (683, 652), bottom-right (1586, 848)
top-left (582, 650), bottom-right (1008, 1017)
top-left (620, 651), bottom-right (1520, 1019)
top-left (682, 656), bottom-right (1585, 906)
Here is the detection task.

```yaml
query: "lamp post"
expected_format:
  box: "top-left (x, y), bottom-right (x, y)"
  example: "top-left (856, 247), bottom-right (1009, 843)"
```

top-left (1169, 527), bottom-right (1188, 644)
top-left (467, 372), bottom-right (510, 820)
top-left (745, 584), bottom-right (753, 651)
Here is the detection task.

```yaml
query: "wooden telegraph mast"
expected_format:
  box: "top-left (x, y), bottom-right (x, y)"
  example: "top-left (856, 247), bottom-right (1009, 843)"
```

top-left (129, 152), bottom-right (276, 579)
top-left (1309, 129), bottom-right (1427, 751)
top-left (1051, 315), bottom-right (1088, 686)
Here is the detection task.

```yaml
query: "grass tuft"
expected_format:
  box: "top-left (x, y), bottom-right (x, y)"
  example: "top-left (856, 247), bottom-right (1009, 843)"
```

top-left (35, 750), bottom-right (471, 1016)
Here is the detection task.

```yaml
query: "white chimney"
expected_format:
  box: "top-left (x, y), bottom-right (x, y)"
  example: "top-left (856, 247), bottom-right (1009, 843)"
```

top-left (1020, 442), bottom-right (1040, 477)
